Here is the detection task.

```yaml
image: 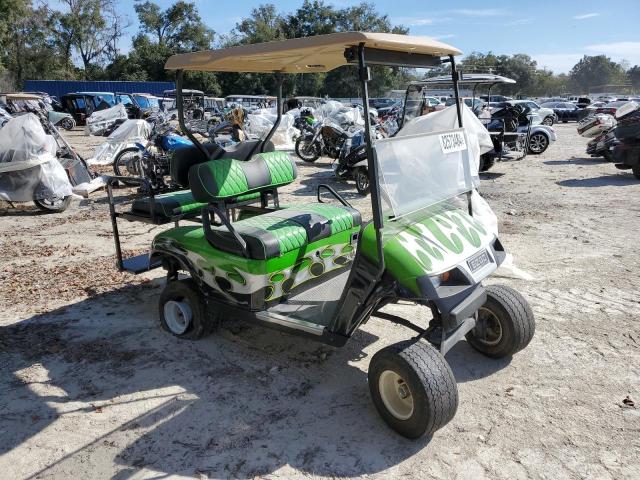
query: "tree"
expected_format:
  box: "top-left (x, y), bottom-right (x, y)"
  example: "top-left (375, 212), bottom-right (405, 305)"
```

top-left (628, 66), bottom-right (640, 89)
top-left (134, 0), bottom-right (214, 51)
top-left (125, 1), bottom-right (218, 93)
top-left (54, 0), bottom-right (128, 77)
top-left (569, 55), bottom-right (626, 92)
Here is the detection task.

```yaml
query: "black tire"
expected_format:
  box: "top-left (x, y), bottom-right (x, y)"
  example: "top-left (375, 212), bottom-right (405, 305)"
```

top-left (542, 116), bottom-right (554, 126)
top-left (355, 167), bottom-right (370, 195)
top-left (528, 132), bottom-right (549, 154)
top-left (562, 120), bottom-right (568, 123)
top-left (602, 150), bottom-right (614, 162)
top-left (33, 196), bottom-right (72, 213)
top-left (295, 136), bottom-right (321, 162)
top-left (632, 165), bottom-right (640, 180)
top-left (368, 340), bottom-right (458, 439)
top-left (466, 285), bottom-right (535, 358)
top-left (159, 279), bottom-right (218, 340)
top-left (59, 117), bottom-right (75, 130)
top-left (113, 147), bottom-right (142, 186)
top-left (480, 155), bottom-right (495, 172)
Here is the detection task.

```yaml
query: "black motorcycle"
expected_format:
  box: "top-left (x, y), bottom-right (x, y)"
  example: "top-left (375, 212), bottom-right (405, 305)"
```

top-left (295, 118), bottom-right (353, 162)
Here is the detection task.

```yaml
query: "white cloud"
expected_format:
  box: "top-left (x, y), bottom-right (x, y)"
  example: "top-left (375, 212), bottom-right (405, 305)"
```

top-left (533, 42), bottom-right (640, 74)
top-left (573, 13), bottom-right (600, 20)
top-left (393, 17), bottom-right (434, 26)
top-left (433, 34), bottom-right (456, 40)
top-left (532, 53), bottom-right (584, 74)
top-left (506, 18), bottom-right (534, 26)
top-left (586, 41), bottom-right (640, 66)
top-left (450, 9), bottom-right (506, 17)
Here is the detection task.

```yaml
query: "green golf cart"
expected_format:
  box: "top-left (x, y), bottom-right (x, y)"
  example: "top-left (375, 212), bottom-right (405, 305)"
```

top-left (109, 32), bottom-right (535, 439)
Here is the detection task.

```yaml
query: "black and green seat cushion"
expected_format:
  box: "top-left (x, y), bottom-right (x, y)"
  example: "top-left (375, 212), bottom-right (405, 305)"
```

top-left (189, 151), bottom-right (296, 203)
top-left (205, 203), bottom-right (362, 260)
top-left (170, 140), bottom-right (275, 188)
top-left (131, 189), bottom-right (260, 221)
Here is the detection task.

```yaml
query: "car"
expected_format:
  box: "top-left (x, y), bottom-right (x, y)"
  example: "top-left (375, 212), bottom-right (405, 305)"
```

top-left (540, 101), bottom-right (580, 122)
top-left (508, 100), bottom-right (557, 126)
top-left (480, 94), bottom-right (512, 103)
top-left (595, 100), bottom-right (638, 116)
top-left (369, 97), bottom-right (397, 110)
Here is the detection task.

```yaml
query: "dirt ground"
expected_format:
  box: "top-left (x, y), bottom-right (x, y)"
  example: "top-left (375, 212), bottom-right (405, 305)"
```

top-left (1, 124), bottom-right (639, 479)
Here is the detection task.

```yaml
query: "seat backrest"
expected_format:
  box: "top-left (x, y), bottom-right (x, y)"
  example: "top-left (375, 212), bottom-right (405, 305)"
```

top-left (189, 151), bottom-right (296, 203)
top-left (170, 139), bottom-right (275, 188)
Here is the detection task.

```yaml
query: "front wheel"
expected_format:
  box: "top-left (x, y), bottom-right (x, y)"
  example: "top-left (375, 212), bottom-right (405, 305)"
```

top-left (368, 340), bottom-right (458, 439)
top-left (354, 167), bottom-right (370, 195)
top-left (33, 196), bottom-right (72, 213)
top-left (466, 285), bottom-right (535, 358)
top-left (295, 136), bottom-right (321, 162)
top-left (542, 116), bottom-right (554, 126)
top-left (528, 132), bottom-right (549, 154)
top-left (113, 147), bottom-right (143, 186)
top-left (159, 279), bottom-right (218, 340)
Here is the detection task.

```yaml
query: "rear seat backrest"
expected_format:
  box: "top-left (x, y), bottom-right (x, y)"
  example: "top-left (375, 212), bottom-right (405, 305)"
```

top-left (170, 140), bottom-right (275, 188)
top-left (188, 151), bottom-right (297, 203)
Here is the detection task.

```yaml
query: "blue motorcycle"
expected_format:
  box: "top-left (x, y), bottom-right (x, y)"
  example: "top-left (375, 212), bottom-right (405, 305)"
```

top-left (113, 116), bottom-right (192, 190)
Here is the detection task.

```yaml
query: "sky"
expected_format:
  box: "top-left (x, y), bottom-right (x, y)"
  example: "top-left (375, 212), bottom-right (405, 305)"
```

top-left (48, 0), bottom-right (640, 73)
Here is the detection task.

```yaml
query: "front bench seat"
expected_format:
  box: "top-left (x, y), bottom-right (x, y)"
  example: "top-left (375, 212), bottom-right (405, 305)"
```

top-left (192, 203), bottom-right (361, 260)
top-left (187, 153), bottom-right (360, 259)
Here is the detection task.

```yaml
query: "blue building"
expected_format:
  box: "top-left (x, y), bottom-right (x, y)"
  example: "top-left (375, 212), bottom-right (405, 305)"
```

top-left (23, 80), bottom-right (175, 99)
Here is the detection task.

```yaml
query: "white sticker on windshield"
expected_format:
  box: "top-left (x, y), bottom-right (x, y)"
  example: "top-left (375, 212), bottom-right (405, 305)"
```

top-left (439, 131), bottom-right (467, 154)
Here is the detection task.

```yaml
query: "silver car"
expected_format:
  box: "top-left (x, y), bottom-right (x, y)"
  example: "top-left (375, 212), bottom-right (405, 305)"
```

top-left (508, 100), bottom-right (557, 126)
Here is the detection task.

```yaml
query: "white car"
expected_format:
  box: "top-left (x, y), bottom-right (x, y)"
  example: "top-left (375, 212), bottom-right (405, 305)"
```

top-left (508, 100), bottom-right (557, 126)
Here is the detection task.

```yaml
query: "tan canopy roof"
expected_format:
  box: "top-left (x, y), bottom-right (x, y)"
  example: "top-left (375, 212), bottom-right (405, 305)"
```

top-left (165, 32), bottom-right (461, 73)
top-left (3, 93), bottom-right (43, 101)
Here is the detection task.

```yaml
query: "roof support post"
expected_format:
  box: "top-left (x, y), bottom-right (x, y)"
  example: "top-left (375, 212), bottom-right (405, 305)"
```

top-left (450, 55), bottom-right (463, 128)
top-left (176, 69), bottom-right (210, 160)
top-left (261, 73), bottom-right (283, 152)
top-left (358, 43), bottom-right (385, 276)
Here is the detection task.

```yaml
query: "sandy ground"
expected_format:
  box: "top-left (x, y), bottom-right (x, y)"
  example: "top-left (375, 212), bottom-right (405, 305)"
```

top-left (0, 124), bottom-right (639, 479)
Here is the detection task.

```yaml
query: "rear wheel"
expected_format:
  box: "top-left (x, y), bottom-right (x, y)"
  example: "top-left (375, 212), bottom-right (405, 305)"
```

top-left (33, 196), bottom-right (72, 213)
top-left (295, 137), bottom-right (321, 162)
top-left (368, 340), bottom-right (458, 439)
top-left (466, 285), bottom-right (535, 358)
top-left (355, 167), bottom-right (370, 195)
top-left (113, 147), bottom-right (142, 186)
top-left (159, 279), bottom-right (218, 340)
top-left (59, 117), bottom-right (75, 130)
top-left (542, 116), bottom-right (554, 126)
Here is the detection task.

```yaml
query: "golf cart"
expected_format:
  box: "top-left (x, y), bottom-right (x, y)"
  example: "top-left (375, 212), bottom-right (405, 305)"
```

top-left (1, 92), bottom-right (76, 130)
top-left (109, 32), bottom-right (535, 438)
top-left (403, 74), bottom-right (555, 171)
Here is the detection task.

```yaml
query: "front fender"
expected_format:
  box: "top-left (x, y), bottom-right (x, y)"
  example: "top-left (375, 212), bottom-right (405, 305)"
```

top-left (360, 203), bottom-right (500, 297)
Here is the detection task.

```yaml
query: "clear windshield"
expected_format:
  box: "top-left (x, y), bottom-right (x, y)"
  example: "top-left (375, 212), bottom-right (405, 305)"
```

top-left (375, 128), bottom-right (477, 223)
top-left (402, 84), bottom-right (424, 125)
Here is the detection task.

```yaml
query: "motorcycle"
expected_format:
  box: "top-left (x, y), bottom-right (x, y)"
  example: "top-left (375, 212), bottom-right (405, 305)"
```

top-left (113, 116), bottom-right (192, 191)
top-left (295, 117), bottom-right (354, 162)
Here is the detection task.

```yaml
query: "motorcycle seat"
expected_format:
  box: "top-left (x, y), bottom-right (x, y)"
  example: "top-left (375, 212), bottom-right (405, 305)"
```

top-left (177, 202), bottom-right (361, 260)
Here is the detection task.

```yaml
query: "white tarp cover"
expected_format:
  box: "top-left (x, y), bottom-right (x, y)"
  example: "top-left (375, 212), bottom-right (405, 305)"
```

top-left (245, 109), bottom-right (299, 149)
top-left (85, 104), bottom-right (128, 135)
top-left (394, 104), bottom-right (497, 236)
top-left (0, 114), bottom-right (72, 202)
top-left (88, 119), bottom-right (152, 166)
top-left (314, 100), bottom-right (363, 126)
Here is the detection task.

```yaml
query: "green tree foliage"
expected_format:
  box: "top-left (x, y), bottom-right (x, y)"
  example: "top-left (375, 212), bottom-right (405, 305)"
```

top-left (569, 55), bottom-right (627, 92)
top-left (629, 66), bottom-right (640, 89)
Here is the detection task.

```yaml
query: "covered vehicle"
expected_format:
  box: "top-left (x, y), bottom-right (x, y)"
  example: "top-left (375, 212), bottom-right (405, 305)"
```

top-left (60, 92), bottom-right (116, 125)
top-left (1, 93), bottom-right (76, 130)
top-left (104, 32), bottom-right (535, 440)
top-left (0, 114), bottom-right (73, 211)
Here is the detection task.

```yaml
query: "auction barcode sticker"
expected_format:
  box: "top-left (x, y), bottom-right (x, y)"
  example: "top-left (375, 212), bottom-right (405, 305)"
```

top-left (438, 131), bottom-right (467, 154)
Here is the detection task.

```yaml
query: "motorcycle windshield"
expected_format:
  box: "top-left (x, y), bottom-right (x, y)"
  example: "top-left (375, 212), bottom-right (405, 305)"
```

top-left (374, 128), bottom-right (477, 223)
